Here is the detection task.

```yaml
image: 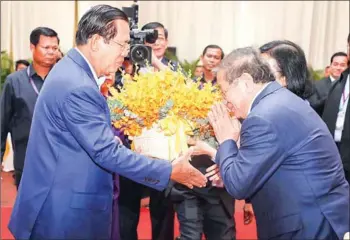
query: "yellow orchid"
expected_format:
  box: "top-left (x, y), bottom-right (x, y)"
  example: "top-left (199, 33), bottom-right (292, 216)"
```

top-left (107, 66), bottom-right (222, 143)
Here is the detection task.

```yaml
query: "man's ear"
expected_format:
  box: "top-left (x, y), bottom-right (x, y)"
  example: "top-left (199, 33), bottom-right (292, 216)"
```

top-left (278, 76), bottom-right (287, 87)
top-left (164, 38), bottom-right (169, 50)
top-left (241, 73), bottom-right (254, 83)
top-left (241, 73), bottom-right (254, 93)
top-left (90, 34), bottom-right (101, 52)
top-left (30, 44), bottom-right (35, 53)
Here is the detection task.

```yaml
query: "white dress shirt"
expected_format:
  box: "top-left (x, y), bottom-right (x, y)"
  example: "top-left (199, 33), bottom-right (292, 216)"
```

top-left (247, 82), bottom-right (273, 115)
top-left (75, 47), bottom-right (106, 89)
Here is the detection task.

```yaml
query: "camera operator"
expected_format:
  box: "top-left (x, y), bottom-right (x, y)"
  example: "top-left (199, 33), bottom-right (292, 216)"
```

top-left (141, 22), bottom-right (178, 71)
top-left (118, 21), bottom-right (176, 240)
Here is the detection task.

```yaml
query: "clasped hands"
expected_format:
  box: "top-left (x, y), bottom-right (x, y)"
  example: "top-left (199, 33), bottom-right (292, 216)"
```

top-left (186, 102), bottom-right (242, 186)
top-left (170, 102), bottom-right (242, 189)
top-left (135, 103), bottom-right (241, 189)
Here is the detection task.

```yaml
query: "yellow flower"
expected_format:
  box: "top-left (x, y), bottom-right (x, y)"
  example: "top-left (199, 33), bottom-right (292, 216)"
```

top-left (107, 66), bottom-right (222, 138)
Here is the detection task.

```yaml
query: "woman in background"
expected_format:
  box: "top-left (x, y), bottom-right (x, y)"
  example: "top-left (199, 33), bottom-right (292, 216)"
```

top-left (259, 40), bottom-right (314, 101)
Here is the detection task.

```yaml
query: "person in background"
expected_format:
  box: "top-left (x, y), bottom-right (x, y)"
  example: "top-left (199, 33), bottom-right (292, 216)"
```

top-left (194, 60), bottom-right (204, 78)
top-left (1, 27), bottom-right (59, 189)
top-left (309, 52), bottom-right (348, 115)
top-left (324, 65), bottom-right (331, 78)
top-left (56, 48), bottom-right (64, 62)
top-left (15, 59), bottom-right (30, 71)
top-left (118, 21), bottom-right (177, 240)
top-left (141, 21), bottom-right (178, 71)
top-left (322, 33), bottom-right (350, 184)
top-left (195, 45), bottom-right (224, 88)
top-left (259, 40), bottom-right (314, 101)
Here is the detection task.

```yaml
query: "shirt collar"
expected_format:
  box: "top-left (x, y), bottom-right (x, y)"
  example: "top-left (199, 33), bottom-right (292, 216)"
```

top-left (330, 75), bottom-right (336, 82)
top-left (247, 82), bottom-right (273, 115)
top-left (28, 63), bottom-right (48, 80)
top-left (200, 76), bottom-right (217, 86)
top-left (75, 47), bottom-right (105, 88)
top-left (28, 64), bottom-right (37, 78)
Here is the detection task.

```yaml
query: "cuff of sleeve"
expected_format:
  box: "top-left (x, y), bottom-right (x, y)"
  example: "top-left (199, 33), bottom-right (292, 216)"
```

top-left (215, 139), bottom-right (238, 166)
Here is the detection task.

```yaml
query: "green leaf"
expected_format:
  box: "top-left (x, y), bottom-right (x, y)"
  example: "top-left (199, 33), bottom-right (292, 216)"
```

top-left (1, 51), bottom-right (14, 91)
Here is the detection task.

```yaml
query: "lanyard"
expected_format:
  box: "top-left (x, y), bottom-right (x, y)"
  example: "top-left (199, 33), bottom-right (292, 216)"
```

top-left (27, 67), bottom-right (40, 95)
top-left (339, 78), bottom-right (349, 111)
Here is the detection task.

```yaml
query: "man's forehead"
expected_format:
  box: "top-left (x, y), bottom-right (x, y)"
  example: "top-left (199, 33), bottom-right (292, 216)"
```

top-left (156, 27), bottom-right (165, 36)
top-left (38, 35), bottom-right (58, 45)
top-left (205, 48), bottom-right (222, 56)
top-left (333, 56), bottom-right (348, 62)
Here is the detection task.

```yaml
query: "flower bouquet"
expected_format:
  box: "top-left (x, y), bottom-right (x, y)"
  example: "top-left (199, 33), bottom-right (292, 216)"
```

top-left (107, 66), bottom-right (222, 161)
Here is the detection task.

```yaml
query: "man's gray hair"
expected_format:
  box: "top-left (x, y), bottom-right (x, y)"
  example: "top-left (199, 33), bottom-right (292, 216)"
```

top-left (215, 47), bottom-right (275, 84)
top-left (76, 5), bottom-right (128, 46)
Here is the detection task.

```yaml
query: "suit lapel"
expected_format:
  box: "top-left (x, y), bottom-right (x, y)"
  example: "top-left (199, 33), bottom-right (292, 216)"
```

top-left (67, 48), bottom-right (97, 87)
top-left (251, 81), bottom-right (283, 111)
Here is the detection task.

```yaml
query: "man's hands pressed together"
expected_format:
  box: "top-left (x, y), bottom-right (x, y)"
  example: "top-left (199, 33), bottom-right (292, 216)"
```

top-left (208, 103), bottom-right (241, 144)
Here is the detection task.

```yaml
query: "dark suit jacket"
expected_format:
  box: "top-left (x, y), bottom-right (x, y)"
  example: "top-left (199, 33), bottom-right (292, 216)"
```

top-left (0, 65), bottom-right (44, 171)
top-left (308, 76), bottom-right (335, 115)
top-left (8, 48), bottom-right (173, 240)
top-left (216, 81), bottom-right (349, 239)
top-left (322, 68), bottom-right (350, 171)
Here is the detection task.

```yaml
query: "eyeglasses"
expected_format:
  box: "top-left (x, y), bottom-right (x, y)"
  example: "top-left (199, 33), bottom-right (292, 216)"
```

top-left (110, 39), bottom-right (130, 53)
top-left (221, 82), bottom-right (236, 100)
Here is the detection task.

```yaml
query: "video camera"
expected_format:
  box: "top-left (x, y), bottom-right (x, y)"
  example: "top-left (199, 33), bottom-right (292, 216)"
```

top-left (122, 1), bottom-right (158, 66)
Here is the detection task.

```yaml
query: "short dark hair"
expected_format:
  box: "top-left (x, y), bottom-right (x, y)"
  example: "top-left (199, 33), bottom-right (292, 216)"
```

top-left (330, 52), bottom-right (348, 64)
top-left (259, 40), bottom-right (312, 99)
top-left (30, 27), bottom-right (60, 46)
top-left (15, 59), bottom-right (30, 70)
top-left (141, 22), bottom-right (168, 39)
top-left (75, 4), bottom-right (128, 46)
top-left (202, 45), bottom-right (225, 59)
top-left (217, 47), bottom-right (275, 84)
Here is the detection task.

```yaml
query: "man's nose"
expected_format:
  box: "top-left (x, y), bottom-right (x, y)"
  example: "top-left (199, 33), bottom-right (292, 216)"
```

top-left (47, 49), bottom-right (56, 55)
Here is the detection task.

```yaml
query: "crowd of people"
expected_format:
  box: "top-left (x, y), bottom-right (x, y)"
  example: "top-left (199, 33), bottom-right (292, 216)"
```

top-left (1, 4), bottom-right (349, 240)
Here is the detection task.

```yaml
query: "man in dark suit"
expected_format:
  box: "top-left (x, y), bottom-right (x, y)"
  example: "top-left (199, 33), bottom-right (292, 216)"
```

top-left (309, 52), bottom-right (348, 115)
top-left (118, 21), bottom-right (178, 240)
top-left (1, 27), bottom-right (59, 189)
top-left (8, 6), bottom-right (207, 239)
top-left (322, 33), bottom-right (350, 184)
top-left (206, 46), bottom-right (349, 239)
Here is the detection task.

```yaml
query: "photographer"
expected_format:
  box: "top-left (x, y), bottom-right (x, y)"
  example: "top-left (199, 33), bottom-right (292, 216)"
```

top-left (141, 22), bottom-right (178, 71)
top-left (118, 21), bottom-right (176, 240)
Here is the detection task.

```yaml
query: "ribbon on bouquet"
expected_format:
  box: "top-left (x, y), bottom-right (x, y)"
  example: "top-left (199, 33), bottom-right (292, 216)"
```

top-left (159, 115), bottom-right (194, 160)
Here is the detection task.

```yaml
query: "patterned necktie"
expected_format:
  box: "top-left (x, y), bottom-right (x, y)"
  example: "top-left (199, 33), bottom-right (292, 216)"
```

top-left (100, 78), bottom-right (114, 97)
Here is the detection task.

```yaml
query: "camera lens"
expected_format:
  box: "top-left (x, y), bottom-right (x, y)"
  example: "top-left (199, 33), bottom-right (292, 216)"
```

top-left (130, 45), bottom-right (151, 65)
top-left (145, 29), bottom-right (158, 44)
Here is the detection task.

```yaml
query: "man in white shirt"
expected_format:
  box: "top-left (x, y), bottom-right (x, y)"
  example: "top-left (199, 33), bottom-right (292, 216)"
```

top-left (309, 52), bottom-right (348, 115)
top-left (322, 34), bottom-right (350, 183)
